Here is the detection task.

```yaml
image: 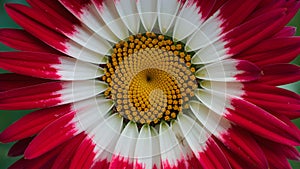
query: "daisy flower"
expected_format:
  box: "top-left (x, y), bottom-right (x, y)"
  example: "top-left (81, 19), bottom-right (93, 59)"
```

top-left (0, 0), bottom-right (300, 168)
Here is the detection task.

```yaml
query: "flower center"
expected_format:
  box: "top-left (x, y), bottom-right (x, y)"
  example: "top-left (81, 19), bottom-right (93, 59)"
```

top-left (103, 32), bottom-right (198, 126)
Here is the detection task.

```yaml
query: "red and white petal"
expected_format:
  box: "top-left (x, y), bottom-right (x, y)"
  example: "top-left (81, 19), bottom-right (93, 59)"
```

top-left (173, 0), bottom-right (215, 41)
top-left (92, 0), bottom-right (129, 40)
top-left (58, 0), bottom-right (118, 43)
top-left (159, 121), bottom-right (186, 169)
top-left (172, 120), bottom-right (202, 169)
top-left (66, 27), bottom-right (112, 56)
top-left (109, 122), bottom-right (139, 169)
top-left (5, 4), bottom-right (108, 64)
top-left (0, 80), bottom-right (107, 110)
top-left (176, 114), bottom-right (231, 169)
top-left (189, 101), bottom-right (268, 168)
top-left (195, 59), bottom-right (261, 82)
top-left (28, 0), bottom-right (114, 51)
top-left (0, 52), bottom-right (103, 80)
top-left (23, 96), bottom-right (113, 159)
top-left (201, 81), bottom-right (300, 119)
top-left (185, 11), bottom-right (223, 52)
top-left (114, 0), bottom-right (140, 34)
top-left (157, 0), bottom-right (182, 34)
top-left (196, 89), bottom-right (300, 146)
top-left (137, 0), bottom-right (157, 32)
top-left (64, 40), bottom-right (109, 64)
top-left (54, 57), bottom-right (104, 81)
top-left (133, 125), bottom-right (160, 169)
top-left (71, 114), bottom-right (123, 169)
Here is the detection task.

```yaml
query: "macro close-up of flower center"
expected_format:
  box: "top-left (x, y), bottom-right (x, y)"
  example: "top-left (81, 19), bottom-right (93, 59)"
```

top-left (104, 32), bottom-right (198, 125)
top-left (0, 0), bottom-right (300, 169)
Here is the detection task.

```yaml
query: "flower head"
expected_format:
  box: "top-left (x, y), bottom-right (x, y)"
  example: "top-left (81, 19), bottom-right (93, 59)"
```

top-left (0, 0), bottom-right (300, 169)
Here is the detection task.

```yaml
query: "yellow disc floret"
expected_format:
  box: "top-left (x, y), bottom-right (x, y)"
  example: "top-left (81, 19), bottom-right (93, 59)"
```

top-left (103, 32), bottom-right (197, 125)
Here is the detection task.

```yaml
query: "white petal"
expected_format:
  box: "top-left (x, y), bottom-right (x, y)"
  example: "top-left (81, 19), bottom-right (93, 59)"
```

top-left (189, 100), bottom-right (231, 138)
top-left (137, 0), bottom-right (157, 32)
top-left (114, 0), bottom-right (140, 34)
top-left (92, 0), bottom-right (129, 40)
top-left (185, 11), bottom-right (223, 52)
top-left (157, 0), bottom-right (181, 34)
top-left (90, 114), bottom-right (123, 161)
top-left (65, 26), bottom-right (112, 56)
top-left (194, 89), bottom-right (231, 116)
top-left (134, 125), bottom-right (152, 169)
top-left (151, 127), bottom-right (161, 169)
top-left (191, 40), bottom-right (229, 64)
top-left (171, 120), bottom-right (195, 168)
top-left (200, 81), bottom-right (245, 97)
top-left (54, 57), bottom-right (104, 80)
top-left (134, 125), bottom-right (156, 169)
top-left (159, 121), bottom-right (184, 168)
top-left (113, 122), bottom-right (139, 163)
top-left (195, 59), bottom-right (242, 82)
top-left (60, 80), bottom-right (108, 104)
top-left (64, 40), bottom-right (108, 64)
top-left (72, 96), bottom-right (114, 131)
top-left (173, 2), bottom-right (204, 41)
top-left (176, 114), bottom-right (208, 157)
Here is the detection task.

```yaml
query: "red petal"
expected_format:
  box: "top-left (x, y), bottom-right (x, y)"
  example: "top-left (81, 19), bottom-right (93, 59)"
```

top-left (199, 138), bottom-right (231, 169)
top-left (0, 104), bottom-right (71, 143)
top-left (9, 146), bottom-right (61, 169)
top-left (5, 4), bottom-right (67, 52)
top-left (91, 159), bottom-right (110, 169)
top-left (70, 137), bottom-right (97, 169)
top-left (110, 156), bottom-right (134, 169)
top-left (274, 26), bottom-right (296, 37)
top-left (219, 0), bottom-right (261, 32)
top-left (52, 132), bottom-right (86, 169)
top-left (235, 38), bottom-right (300, 66)
top-left (220, 127), bottom-right (268, 168)
top-left (0, 73), bottom-right (51, 92)
top-left (0, 52), bottom-right (61, 80)
top-left (24, 112), bottom-right (77, 159)
top-left (225, 8), bottom-right (286, 55)
top-left (259, 64), bottom-right (300, 86)
top-left (0, 81), bottom-right (63, 110)
top-left (225, 98), bottom-right (300, 146)
top-left (0, 29), bottom-right (59, 53)
top-left (27, 0), bottom-right (81, 34)
top-left (8, 137), bottom-right (33, 157)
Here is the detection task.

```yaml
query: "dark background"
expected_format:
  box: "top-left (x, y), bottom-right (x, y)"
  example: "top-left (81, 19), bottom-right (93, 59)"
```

top-left (0, 0), bottom-right (299, 168)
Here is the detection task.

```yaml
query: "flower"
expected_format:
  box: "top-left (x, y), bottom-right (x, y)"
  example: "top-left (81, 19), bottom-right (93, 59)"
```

top-left (0, 0), bottom-right (300, 168)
